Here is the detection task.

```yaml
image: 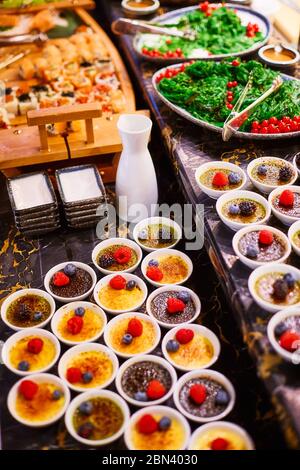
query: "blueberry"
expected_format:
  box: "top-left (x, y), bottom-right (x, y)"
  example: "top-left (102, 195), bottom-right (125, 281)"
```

top-left (78, 422), bottom-right (94, 439)
top-left (158, 416), bottom-right (171, 430)
top-left (274, 322), bottom-right (288, 337)
top-left (177, 291), bottom-right (191, 304)
top-left (82, 372), bottom-right (93, 384)
top-left (166, 339), bottom-right (180, 353)
top-left (148, 259), bottom-right (159, 267)
top-left (18, 361), bottom-right (29, 371)
top-left (64, 263), bottom-right (76, 277)
top-left (228, 203), bottom-right (240, 216)
top-left (228, 172), bottom-right (242, 185)
top-left (273, 279), bottom-right (289, 301)
top-left (122, 333), bottom-right (133, 345)
top-left (215, 390), bottom-right (230, 407)
top-left (134, 391), bottom-right (148, 402)
top-left (283, 273), bottom-right (295, 289)
top-left (279, 166), bottom-right (293, 182)
top-left (33, 311), bottom-right (43, 322)
top-left (79, 401), bottom-right (94, 416)
top-left (126, 280), bottom-right (136, 291)
top-left (52, 390), bottom-right (63, 400)
top-left (138, 229), bottom-right (148, 240)
top-left (257, 164), bottom-right (267, 176)
top-left (75, 307), bottom-right (85, 317)
top-left (246, 245), bottom-right (259, 259)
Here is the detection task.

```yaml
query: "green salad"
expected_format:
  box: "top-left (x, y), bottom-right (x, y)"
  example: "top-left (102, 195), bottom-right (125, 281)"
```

top-left (141, 4), bottom-right (264, 59)
top-left (157, 59), bottom-right (300, 133)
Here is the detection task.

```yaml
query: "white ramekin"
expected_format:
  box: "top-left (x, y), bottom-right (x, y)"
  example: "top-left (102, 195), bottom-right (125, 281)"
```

top-left (92, 237), bottom-right (142, 275)
top-left (195, 161), bottom-right (247, 199)
top-left (133, 216), bottom-right (182, 253)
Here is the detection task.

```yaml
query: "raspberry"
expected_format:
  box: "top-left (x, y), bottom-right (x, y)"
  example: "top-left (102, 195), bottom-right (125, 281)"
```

top-left (189, 384), bottom-right (207, 405)
top-left (137, 414), bottom-right (158, 434)
top-left (279, 330), bottom-right (300, 352)
top-left (127, 318), bottom-right (143, 337)
top-left (146, 380), bottom-right (166, 400)
top-left (175, 328), bottom-right (194, 344)
top-left (19, 380), bottom-right (39, 400)
top-left (212, 172), bottom-right (229, 187)
top-left (146, 266), bottom-right (163, 282)
top-left (113, 246), bottom-right (132, 265)
top-left (211, 438), bottom-right (229, 450)
top-left (279, 189), bottom-right (294, 208)
top-left (52, 271), bottom-right (70, 287)
top-left (66, 367), bottom-right (82, 383)
top-left (109, 275), bottom-right (126, 290)
top-left (27, 338), bottom-right (44, 354)
top-left (259, 230), bottom-right (274, 246)
top-left (167, 297), bottom-right (185, 314)
top-left (67, 316), bottom-right (83, 335)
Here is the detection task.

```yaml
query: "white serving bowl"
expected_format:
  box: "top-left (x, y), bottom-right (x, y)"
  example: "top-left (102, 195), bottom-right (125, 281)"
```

top-left (195, 161), bottom-right (247, 199)
top-left (50, 301), bottom-right (107, 346)
top-left (58, 342), bottom-right (119, 393)
top-left (93, 273), bottom-right (148, 314)
top-left (146, 285), bottom-right (201, 329)
top-left (0, 288), bottom-right (56, 332)
top-left (103, 312), bottom-right (161, 359)
top-left (293, 152), bottom-right (300, 178)
top-left (216, 190), bottom-right (271, 232)
top-left (44, 261), bottom-right (97, 304)
top-left (267, 307), bottom-right (300, 363)
top-left (188, 421), bottom-right (255, 450)
top-left (288, 220), bottom-right (300, 257)
top-left (232, 224), bottom-right (291, 270)
top-left (121, 0), bottom-right (160, 16)
top-left (173, 369), bottom-right (235, 423)
top-left (161, 323), bottom-right (220, 372)
top-left (269, 185), bottom-right (300, 226)
top-left (248, 263), bottom-right (300, 313)
top-left (247, 157), bottom-right (297, 194)
top-left (2, 328), bottom-right (60, 376)
top-left (133, 216), bottom-right (182, 253)
top-left (141, 248), bottom-right (193, 287)
top-left (124, 405), bottom-right (191, 450)
top-left (92, 237), bottom-right (142, 275)
top-left (115, 354), bottom-right (177, 407)
top-left (65, 389), bottom-right (130, 446)
top-left (7, 373), bottom-right (70, 427)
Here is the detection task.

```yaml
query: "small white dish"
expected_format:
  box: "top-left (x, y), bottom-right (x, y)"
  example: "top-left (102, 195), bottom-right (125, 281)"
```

top-left (44, 261), bottom-right (97, 304)
top-left (293, 152), bottom-right (300, 178)
top-left (267, 307), bottom-right (300, 363)
top-left (141, 248), bottom-right (193, 287)
top-left (124, 405), bottom-right (191, 450)
top-left (288, 220), bottom-right (300, 256)
top-left (173, 369), bottom-right (235, 423)
top-left (7, 373), bottom-right (70, 427)
top-left (216, 190), bottom-right (271, 232)
top-left (258, 44), bottom-right (300, 67)
top-left (146, 285), bottom-right (201, 329)
top-left (93, 273), bottom-right (148, 314)
top-left (58, 343), bottom-right (119, 393)
top-left (133, 216), bottom-right (182, 253)
top-left (269, 185), bottom-right (300, 226)
top-left (248, 263), bottom-right (300, 313)
top-left (103, 312), bottom-right (161, 359)
top-left (195, 161), bottom-right (247, 199)
top-left (2, 328), bottom-right (60, 376)
top-left (115, 354), bottom-right (177, 407)
top-left (92, 237), bottom-right (142, 275)
top-left (247, 157), bottom-right (297, 194)
top-left (232, 224), bottom-right (291, 270)
top-left (51, 301), bottom-right (107, 346)
top-left (65, 389), bottom-right (130, 446)
top-left (121, 0), bottom-right (160, 17)
top-left (161, 323), bottom-right (220, 372)
top-left (1, 288), bottom-right (56, 332)
top-left (188, 421), bottom-right (255, 450)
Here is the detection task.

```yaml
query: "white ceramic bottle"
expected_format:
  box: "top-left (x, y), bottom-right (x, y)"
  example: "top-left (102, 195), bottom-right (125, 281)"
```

top-left (116, 114), bottom-right (158, 222)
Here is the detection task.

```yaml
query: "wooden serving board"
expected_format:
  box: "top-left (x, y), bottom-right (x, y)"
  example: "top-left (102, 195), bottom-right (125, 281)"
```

top-left (0, 0), bottom-right (95, 15)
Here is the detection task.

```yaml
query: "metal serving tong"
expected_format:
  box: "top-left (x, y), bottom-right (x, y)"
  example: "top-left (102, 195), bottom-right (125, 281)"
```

top-left (222, 74), bottom-right (283, 141)
top-left (0, 33), bottom-right (48, 47)
top-left (112, 18), bottom-right (197, 41)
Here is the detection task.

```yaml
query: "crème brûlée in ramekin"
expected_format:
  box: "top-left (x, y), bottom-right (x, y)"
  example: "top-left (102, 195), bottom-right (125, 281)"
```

top-left (108, 316), bottom-right (157, 355)
top-left (9, 335), bottom-right (56, 372)
top-left (191, 428), bottom-right (249, 450)
top-left (167, 332), bottom-right (214, 369)
top-left (131, 413), bottom-right (186, 450)
top-left (57, 308), bottom-right (104, 342)
top-left (65, 350), bottom-right (114, 389)
top-left (99, 284), bottom-right (144, 311)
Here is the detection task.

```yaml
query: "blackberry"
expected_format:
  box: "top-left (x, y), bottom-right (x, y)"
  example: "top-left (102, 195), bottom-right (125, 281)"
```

top-left (273, 279), bottom-right (289, 301)
top-left (17, 304), bottom-right (31, 320)
top-left (239, 201), bottom-right (256, 217)
top-left (98, 254), bottom-right (114, 269)
top-left (279, 166), bottom-right (293, 182)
